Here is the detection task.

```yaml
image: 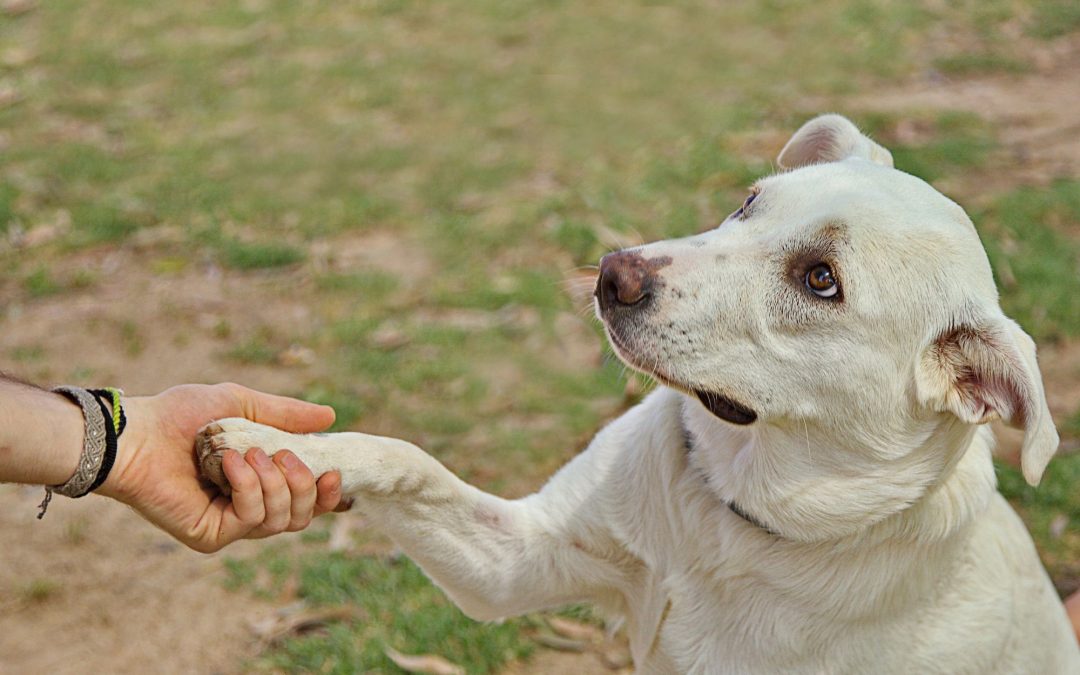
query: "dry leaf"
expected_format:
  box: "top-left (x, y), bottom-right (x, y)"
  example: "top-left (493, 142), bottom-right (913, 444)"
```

top-left (599, 644), bottom-right (634, 670)
top-left (278, 344), bottom-right (316, 366)
top-left (548, 616), bottom-right (604, 643)
top-left (370, 323), bottom-right (410, 350)
top-left (1049, 513), bottom-right (1069, 539)
top-left (277, 573), bottom-right (300, 603)
top-left (249, 602), bottom-right (363, 646)
top-left (384, 647), bottom-right (465, 675)
top-left (533, 632), bottom-right (588, 652)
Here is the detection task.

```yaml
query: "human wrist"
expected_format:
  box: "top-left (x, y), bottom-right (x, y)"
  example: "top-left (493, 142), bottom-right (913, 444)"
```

top-left (95, 395), bottom-right (148, 503)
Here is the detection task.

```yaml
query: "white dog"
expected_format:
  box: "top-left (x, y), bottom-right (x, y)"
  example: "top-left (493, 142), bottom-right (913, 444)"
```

top-left (198, 115), bottom-right (1080, 673)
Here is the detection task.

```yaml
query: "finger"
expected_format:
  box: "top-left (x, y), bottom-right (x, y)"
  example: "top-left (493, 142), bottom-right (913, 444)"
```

top-left (221, 449), bottom-right (265, 528)
top-left (273, 450), bottom-right (318, 531)
top-left (246, 447), bottom-right (292, 533)
top-left (220, 383), bottom-right (336, 433)
top-left (313, 471), bottom-right (343, 516)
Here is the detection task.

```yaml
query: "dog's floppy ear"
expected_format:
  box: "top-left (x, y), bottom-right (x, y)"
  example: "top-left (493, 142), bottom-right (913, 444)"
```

top-left (777, 114), bottom-right (894, 169)
top-left (916, 315), bottom-right (1059, 485)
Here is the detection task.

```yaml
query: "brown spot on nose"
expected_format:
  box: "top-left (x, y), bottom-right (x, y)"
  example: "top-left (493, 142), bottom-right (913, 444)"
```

top-left (595, 251), bottom-right (671, 310)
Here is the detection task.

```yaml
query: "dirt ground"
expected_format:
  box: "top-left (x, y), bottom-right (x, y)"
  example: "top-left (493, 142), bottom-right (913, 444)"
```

top-left (2, 44), bottom-right (1079, 675)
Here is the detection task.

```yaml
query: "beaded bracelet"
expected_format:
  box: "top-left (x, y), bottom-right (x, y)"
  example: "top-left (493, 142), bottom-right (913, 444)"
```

top-left (37, 386), bottom-right (126, 519)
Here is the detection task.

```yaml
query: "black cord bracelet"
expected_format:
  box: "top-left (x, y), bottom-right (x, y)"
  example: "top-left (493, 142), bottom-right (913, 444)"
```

top-left (84, 393), bottom-right (119, 495)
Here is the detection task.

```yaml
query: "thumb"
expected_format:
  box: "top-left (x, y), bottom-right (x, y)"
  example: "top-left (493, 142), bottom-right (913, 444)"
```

top-left (222, 384), bottom-right (336, 433)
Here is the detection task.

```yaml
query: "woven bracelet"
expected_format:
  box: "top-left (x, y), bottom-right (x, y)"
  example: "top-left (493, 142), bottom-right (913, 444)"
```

top-left (38, 386), bottom-right (125, 519)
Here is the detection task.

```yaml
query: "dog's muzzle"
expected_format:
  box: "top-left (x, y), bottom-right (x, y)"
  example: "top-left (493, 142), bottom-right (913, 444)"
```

top-left (596, 250), bottom-right (759, 426)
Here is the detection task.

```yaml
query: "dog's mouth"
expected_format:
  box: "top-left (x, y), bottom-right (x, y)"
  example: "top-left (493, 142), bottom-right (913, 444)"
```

top-left (604, 324), bottom-right (758, 426)
top-left (693, 390), bottom-right (758, 425)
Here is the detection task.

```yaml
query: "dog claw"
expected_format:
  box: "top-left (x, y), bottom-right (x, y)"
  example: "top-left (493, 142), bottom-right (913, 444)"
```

top-left (196, 422), bottom-right (233, 496)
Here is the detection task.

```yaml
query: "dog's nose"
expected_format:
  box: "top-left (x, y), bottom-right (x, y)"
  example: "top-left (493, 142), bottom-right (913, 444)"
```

top-left (596, 251), bottom-right (655, 309)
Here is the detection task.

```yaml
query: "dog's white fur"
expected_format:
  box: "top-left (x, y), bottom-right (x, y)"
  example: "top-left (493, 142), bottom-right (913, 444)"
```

top-left (200, 115), bottom-right (1079, 673)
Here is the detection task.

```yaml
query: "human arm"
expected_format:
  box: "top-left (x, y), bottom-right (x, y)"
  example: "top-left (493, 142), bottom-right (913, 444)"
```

top-left (0, 376), bottom-right (344, 552)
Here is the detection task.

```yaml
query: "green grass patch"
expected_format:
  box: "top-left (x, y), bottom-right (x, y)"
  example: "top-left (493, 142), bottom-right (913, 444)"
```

top-left (1030, 0), bottom-right (1080, 39)
top-left (998, 454), bottom-right (1080, 520)
top-left (315, 271), bottom-right (399, 298)
top-left (979, 180), bottom-right (1080, 341)
top-left (550, 219), bottom-right (603, 268)
top-left (22, 579), bottom-right (61, 604)
top-left (236, 550), bottom-right (532, 674)
top-left (20, 266), bottom-right (97, 299)
top-left (71, 202), bottom-right (144, 244)
top-left (22, 267), bottom-right (63, 298)
top-left (10, 345), bottom-right (46, 363)
top-left (883, 112), bottom-right (996, 183)
top-left (431, 270), bottom-right (568, 314)
top-left (218, 239), bottom-right (307, 270)
top-left (302, 385), bottom-right (365, 432)
top-left (933, 53), bottom-right (1029, 75)
top-left (223, 557), bottom-right (258, 592)
top-left (226, 333), bottom-right (279, 365)
top-left (1064, 407), bottom-right (1080, 438)
top-left (0, 182), bottom-right (17, 234)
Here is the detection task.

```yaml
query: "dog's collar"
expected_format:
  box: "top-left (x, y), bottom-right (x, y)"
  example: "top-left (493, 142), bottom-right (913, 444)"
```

top-left (679, 413), bottom-right (781, 538)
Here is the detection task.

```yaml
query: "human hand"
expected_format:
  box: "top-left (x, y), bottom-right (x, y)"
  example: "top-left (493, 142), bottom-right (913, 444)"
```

top-left (97, 383), bottom-right (341, 553)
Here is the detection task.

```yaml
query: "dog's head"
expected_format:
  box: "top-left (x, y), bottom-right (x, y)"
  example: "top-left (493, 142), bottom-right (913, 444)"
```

top-left (595, 114), bottom-right (1058, 503)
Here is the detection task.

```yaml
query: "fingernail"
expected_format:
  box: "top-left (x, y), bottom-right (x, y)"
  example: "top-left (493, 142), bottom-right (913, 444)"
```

top-left (279, 452), bottom-right (300, 471)
top-left (250, 448), bottom-right (272, 467)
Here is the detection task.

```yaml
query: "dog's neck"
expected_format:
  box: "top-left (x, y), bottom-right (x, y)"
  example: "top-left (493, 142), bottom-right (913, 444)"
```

top-left (678, 391), bottom-right (997, 543)
top-left (678, 418), bottom-right (781, 536)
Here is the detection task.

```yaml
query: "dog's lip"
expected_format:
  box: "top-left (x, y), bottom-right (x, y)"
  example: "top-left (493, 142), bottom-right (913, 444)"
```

top-left (604, 324), bottom-right (758, 425)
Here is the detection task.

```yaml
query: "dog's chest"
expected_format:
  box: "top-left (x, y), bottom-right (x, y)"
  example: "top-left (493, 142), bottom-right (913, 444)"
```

top-left (625, 515), bottom-right (1032, 675)
top-left (642, 553), bottom-right (846, 673)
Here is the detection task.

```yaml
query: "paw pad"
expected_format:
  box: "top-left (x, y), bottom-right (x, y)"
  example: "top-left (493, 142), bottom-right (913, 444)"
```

top-left (196, 422), bottom-right (233, 496)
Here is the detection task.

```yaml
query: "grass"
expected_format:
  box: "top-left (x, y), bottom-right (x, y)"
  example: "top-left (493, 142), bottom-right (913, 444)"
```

top-left (315, 271), bottom-right (399, 298)
top-left (302, 385), bottom-right (365, 432)
top-left (860, 110), bottom-right (997, 183)
top-left (2, 1), bottom-right (1079, 672)
top-left (22, 267), bottom-right (61, 297)
top-left (998, 454), bottom-right (1080, 593)
top-left (227, 545), bottom-right (533, 674)
top-left (933, 53), bottom-right (1030, 75)
top-left (20, 265), bottom-right (97, 299)
top-left (217, 239), bottom-right (307, 270)
top-left (21, 579), bottom-right (61, 604)
top-left (1066, 407), bottom-right (1080, 437)
top-left (0, 182), bottom-right (17, 234)
top-left (1030, 0), bottom-right (1080, 38)
top-left (227, 333), bottom-right (280, 365)
top-left (979, 180), bottom-right (1080, 341)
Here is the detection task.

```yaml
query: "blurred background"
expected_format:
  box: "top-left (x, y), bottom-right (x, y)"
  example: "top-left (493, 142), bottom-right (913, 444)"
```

top-left (1, 1), bottom-right (1078, 672)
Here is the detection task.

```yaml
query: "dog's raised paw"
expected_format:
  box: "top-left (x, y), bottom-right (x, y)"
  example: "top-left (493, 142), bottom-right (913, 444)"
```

top-left (196, 421), bottom-right (234, 496)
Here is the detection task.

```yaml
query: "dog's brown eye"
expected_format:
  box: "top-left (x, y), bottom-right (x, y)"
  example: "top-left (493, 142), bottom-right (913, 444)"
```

top-left (805, 264), bottom-right (839, 298)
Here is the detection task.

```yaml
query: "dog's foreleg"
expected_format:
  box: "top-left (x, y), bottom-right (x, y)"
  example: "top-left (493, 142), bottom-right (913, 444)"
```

top-left (197, 419), bottom-right (631, 621)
